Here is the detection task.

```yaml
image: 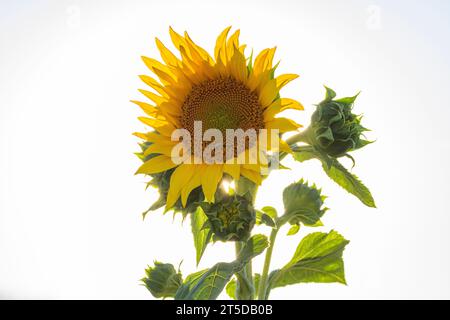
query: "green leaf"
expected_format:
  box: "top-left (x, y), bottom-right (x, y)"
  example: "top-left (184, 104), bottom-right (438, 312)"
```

top-left (287, 224), bottom-right (300, 235)
top-left (261, 214), bottom-right (276, 227)
top-left (175, 235), bottom-right (268, 300)
top-left (322, 158), bottom-right (376, 208)
top-left (261, 206), bottom-right (278, 219)
top-left (175, 262), bottom-right (236, 300)
top-left (292, 147), bottom-right (376, 208)
top-left (256, 210), bottom-right (276, 227)
top-left (225, 278), bottom-right (237, 300)
top-left (191, 207), bottom-right (212, 265)
top-left (226, 273), bottom-right (262, 300)
top-left (237, 234), bottom-right (269, 265)
top-left (268, 230), bottom-right (349, 295)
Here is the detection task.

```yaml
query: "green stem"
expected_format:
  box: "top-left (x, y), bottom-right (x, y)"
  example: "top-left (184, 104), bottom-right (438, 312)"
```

top-left (286, 126), bottom-right (311, 146)
top-left (278, 127), bottom-right (311, 162)
top-left (235, 178), bottom-right (258, 299)
top-left (234, 241), bottom-right (254, 300)
top-left (258, 227), bottom-right (278, 300)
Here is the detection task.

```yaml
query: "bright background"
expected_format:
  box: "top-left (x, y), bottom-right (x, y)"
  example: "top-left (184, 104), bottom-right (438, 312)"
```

top-left (1, 0), bottom-right (450, 299)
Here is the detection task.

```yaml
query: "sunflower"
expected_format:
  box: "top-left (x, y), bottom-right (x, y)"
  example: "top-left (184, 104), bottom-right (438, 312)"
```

top-left (133, 27), bottom-right (303, 210)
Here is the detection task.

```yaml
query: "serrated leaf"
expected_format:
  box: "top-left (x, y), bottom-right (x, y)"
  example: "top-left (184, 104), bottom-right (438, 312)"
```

top-left (268, 230), bottom-right (349, 295)
top-left (292, 147), bottom-right (376, 208)
top-left (322, 158), bottom-right (376, 208)
top-left (287, 224), bottom-right (300, 235)
top-left (191, 207), bottom-right (212, 265)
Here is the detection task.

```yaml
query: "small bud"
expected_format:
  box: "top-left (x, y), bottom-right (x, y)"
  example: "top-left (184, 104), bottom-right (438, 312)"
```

top-left (306, 87), bottom-right (371, 158)
top-left (279, 179), bottom-right (327, 226)
top-left (201, 194), bottom-right (256, 242)
top-left (141, 262), bottom-right (183, 299)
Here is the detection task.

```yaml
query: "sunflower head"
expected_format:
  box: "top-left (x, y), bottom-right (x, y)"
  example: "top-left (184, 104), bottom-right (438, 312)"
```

top-left (200, 193), bottom-right (255, 242)
top-left (133, 27), bottom-right (303, 212)
top-left (306, 87), bottom-right (371, 158)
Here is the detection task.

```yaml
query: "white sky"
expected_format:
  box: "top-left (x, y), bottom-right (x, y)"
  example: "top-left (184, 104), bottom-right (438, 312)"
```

top-left (1, 0), bottom-right (450, 299)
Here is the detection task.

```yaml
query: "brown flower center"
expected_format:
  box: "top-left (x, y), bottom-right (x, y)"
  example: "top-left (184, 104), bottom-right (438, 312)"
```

top-left (181, 77), bottom-right (264, 135)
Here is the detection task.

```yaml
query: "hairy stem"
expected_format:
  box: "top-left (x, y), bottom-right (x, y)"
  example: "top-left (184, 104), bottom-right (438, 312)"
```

top-left (285, 126), bottom-right (311, 146)
top-left (234, 241), bottom-right (254, 300)
top-left (234, 179), bottom-right (258, 299)
top-left (258, 227), bottom-right (278, 300)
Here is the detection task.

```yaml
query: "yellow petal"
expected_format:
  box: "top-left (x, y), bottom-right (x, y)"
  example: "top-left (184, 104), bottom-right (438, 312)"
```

top-left (139, 75), bottom-right (168, 98)
top-left (155, 37), bottom-right (180, 66)
top-left (259, 79), bottom-right (278, 107)
top-left (240, 168), bottom-right (262, 185)
top-left (184, 31), bottom-right (212, 63)
top-left (151, 66), bottom-right (178, 86)
top-left (158, 101), bottom-right (181, 117)
top-left (184, 32), bottom-right (212, 62)
top-left (133, 131), bottom-right (172, 144)
top-left (138, 117), bottom-right (176, 137)
top-left (276, 74), bottom-right (299, 90)
top-left (138, 89), bottom-right (167, 106)
top-left (181, 169), bottom-right (202, 207)
top-left (131, 100), bottom-right (160, 118)
top-left (226, 29), bottom-right (240, 58)
top-left (242, 162), bottom-right (262, 173)
top-left (133, 132), bottom-right (148, 140)
top-left (166, 164), bottom-right (195, 209)
top-left (143, 142), bottom-right (177, 157)
top-left (214, 26), bottom-right (231, 64)
top-left (264, 98), bottom-right (304, 122)
top-left (142, 56), bottom-right (172, 77)
top-left (280, 98), bottom-right (304, 111)
top-left (135, 155), bottom-right (177, 175)
top-left (253, 47), bottom-right (276, 76)
top-left (229, 47), bottom-right (247, 82)
top-left (278, 138), bottom-right (292, 153)
top-left (265, 117), bottom-right (302, 133)
top-left (223, 162), bottom-right (240, 181)
top-left (201, 164), bottom-right (223, 202)
top-left (169, 26), bottom-right (187, 50)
